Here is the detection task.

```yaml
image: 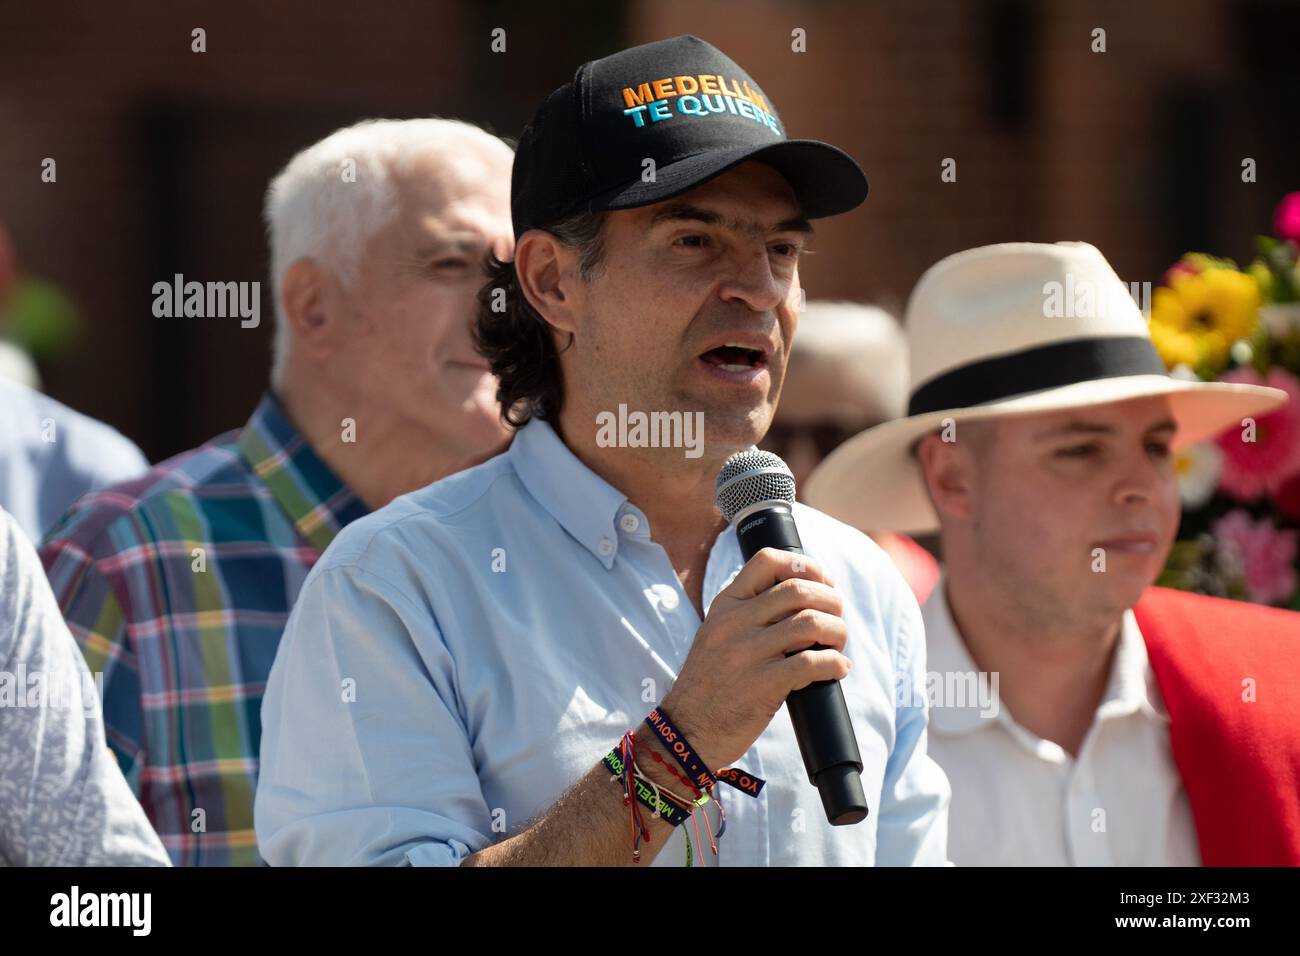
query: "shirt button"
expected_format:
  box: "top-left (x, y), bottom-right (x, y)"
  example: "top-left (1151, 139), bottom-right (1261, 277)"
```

top-left (597, 538), bottom-right (615, 557)
top-left (620, 514), bottom-right (640, 533)
top-left (651, 584), bottom-right (680, 610)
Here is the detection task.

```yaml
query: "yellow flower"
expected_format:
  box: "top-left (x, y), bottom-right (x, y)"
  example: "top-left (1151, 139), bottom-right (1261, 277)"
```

top-left (1148, 268), bottom-right (1260, 371)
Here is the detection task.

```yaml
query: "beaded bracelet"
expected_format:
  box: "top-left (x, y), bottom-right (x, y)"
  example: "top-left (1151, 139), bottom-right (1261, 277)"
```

top-left (605, 746), bottom-right (691, 814)
top-left (604, 725), bottom-right (726, 866)
top-left (603, 736), bottom-right (691, 860)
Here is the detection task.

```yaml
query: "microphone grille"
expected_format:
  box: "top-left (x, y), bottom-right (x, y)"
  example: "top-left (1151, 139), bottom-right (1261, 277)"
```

top-left (715, 449), bottom-right (796, 523)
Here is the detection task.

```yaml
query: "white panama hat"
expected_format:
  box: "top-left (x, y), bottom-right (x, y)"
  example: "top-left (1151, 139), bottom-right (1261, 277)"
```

top-left (803, 241), bottom-right (1288, 534)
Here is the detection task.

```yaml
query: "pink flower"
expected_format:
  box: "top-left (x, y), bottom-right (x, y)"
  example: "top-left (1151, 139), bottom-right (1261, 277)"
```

top-left (1212, 509), bottom-right (1298, 605)
top-left (1275, 191), bottom-right (1300, 244)
top-left (1214, 367), bottom-right (1300, 500)
top-left (1160, 260), bottom-right (1200, 288)
top-left (1277, 472), bottom-right (1300, 521)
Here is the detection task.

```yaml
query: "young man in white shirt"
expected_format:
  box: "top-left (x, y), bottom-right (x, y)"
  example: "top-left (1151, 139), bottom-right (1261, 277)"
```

top-left (807, 241), bottom-right (1300, 866)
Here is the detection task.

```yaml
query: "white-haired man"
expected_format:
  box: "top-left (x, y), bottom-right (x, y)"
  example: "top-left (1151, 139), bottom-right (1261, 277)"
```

top-left (39, 118), bottom-right (514, 866)
top-left (808, 241), bottom-right (1300, 865)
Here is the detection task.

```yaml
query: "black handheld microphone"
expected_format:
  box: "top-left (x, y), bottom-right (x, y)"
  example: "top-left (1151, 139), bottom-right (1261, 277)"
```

top-left (715, 449), bottom-right (868, 826)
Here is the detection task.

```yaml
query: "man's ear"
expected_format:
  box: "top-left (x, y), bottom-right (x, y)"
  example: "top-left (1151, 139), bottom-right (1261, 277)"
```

top-left (514, 230), bottom-right (583, 335)
top-left (280, 259), bottom-right (344, 361)
top-left (917, 431), bottom-right (978, 522)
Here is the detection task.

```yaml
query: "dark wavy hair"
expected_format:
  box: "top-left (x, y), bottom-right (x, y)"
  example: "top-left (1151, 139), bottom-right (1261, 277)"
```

top-left (474, 209), bottom-right (608, 428)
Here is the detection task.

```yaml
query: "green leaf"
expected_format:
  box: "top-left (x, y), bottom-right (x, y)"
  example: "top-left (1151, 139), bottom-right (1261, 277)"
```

top-left (3, 277), bottom-right (81, 360)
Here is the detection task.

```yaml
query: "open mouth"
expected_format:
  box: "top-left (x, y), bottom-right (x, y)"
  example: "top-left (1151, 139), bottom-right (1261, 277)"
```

top-left (699, 343), bottom-right (768, 372)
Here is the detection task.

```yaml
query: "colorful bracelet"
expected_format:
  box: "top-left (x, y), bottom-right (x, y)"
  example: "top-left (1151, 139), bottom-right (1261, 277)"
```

top-left (641, 745), bottom-right (703, 799)
top-left (645, 706), bottom-right (717, 792)
top-left (644, 706), bottom-right (767, 798)
top-left (607, 712), bottom-right (759, 866)
top-left (640, 711), bottom-right (731, 865)
top-left (614, 734), bottom-right (649, 862)
top-left (604, 746), bottom-right (692, 827)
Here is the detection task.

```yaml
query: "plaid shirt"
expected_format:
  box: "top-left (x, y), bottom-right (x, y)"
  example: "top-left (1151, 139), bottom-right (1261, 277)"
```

top-left (39, 392), bottom-right (368, 866)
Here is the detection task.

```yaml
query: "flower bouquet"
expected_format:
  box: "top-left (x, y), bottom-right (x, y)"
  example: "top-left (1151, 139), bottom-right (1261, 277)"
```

top-left (1151, 192), bottom-right (1300, 609)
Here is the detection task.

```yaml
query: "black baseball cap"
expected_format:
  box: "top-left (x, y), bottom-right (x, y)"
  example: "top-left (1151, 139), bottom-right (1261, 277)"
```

top-left (511, 35), bottom-right (869, 239)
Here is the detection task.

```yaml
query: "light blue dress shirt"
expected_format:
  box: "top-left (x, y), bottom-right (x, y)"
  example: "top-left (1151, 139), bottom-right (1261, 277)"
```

top-left (0, 378), bottom-right (149, 543)
top-left (256, 417), bottom-right (950, 866)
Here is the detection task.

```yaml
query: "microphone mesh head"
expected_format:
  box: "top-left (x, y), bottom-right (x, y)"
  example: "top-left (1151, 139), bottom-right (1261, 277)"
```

top-left (715, 449), bottom-right (796, 523)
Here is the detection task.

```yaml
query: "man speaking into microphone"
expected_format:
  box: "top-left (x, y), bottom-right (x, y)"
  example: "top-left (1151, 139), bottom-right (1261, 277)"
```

top-left (255, 35), bottom-right (950, 866)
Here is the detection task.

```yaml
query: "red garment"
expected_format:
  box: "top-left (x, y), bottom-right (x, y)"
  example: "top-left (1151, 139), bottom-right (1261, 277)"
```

top-left (1134, 587), bottom-right (1300, 866)
top-left (876, 532), bottom-right (940, 606)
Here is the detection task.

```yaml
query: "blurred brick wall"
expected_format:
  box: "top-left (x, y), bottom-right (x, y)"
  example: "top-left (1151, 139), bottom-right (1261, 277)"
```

top-left (1, 0), bottom-right (1296, 458)
top-left (0, 0), bottom-right (621, 459)
top-left (631, 0), bottom-right (1299, 314)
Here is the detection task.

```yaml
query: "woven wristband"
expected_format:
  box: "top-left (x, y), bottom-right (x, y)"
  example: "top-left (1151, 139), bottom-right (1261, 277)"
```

top-left (644, 706), bottom-right (766, 797)
top-left (603, 748), bottom-right (692, 827)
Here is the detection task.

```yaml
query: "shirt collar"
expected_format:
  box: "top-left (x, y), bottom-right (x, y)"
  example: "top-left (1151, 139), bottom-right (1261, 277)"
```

top-left (509, 417), bottom-right (631, 570)
top-left (237, 390), bottom-right (368, 552)
top-left (921, 575), bottom-right (1000, 736)
top-left (922, 571), bottom-right (1165, 736)
top-left (1102, 610), bottom-right (1168, 723)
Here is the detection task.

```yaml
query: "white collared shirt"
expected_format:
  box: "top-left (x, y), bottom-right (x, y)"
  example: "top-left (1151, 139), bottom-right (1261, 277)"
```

top-left (921, 576), bottom-right (1200, 866)
top-left (255, 417), bottom-right (951, 866)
